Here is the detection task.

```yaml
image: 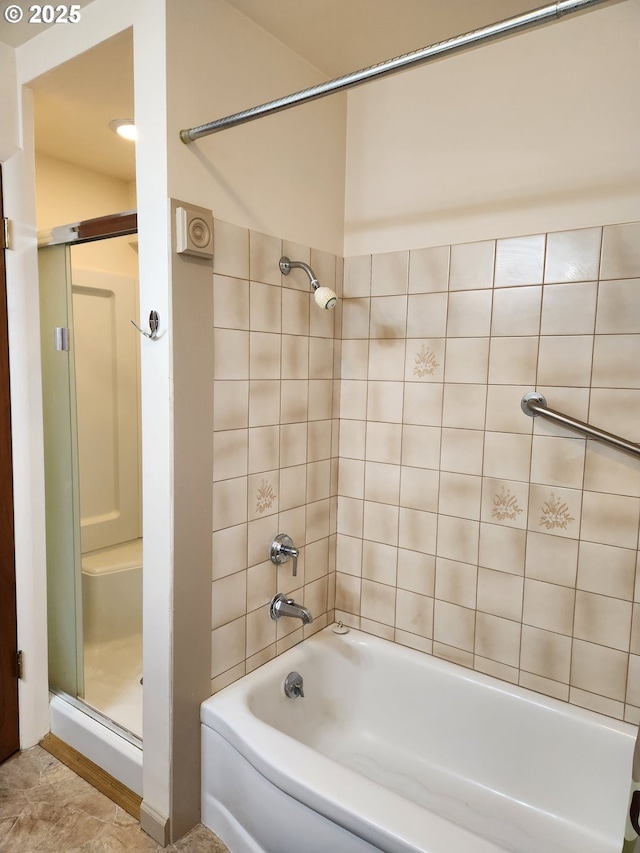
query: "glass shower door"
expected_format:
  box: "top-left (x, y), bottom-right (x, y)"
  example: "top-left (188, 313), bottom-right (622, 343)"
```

top-left (38, 244), bottom-right (84, 699)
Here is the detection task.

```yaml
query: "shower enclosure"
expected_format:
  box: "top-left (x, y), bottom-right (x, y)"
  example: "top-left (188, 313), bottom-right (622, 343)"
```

top-left (39, 213), bottom-right (143, 742)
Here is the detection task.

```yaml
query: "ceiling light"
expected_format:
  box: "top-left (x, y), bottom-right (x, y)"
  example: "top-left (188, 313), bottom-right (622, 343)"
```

top-left (109, 119), bottom-right (137, 141)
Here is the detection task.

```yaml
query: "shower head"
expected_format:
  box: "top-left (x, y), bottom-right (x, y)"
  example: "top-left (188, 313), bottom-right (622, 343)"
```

top-left (279, 256), bottom-right (337, 310)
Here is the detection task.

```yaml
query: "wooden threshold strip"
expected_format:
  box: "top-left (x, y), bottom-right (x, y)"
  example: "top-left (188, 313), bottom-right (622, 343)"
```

top-left (40, 733), bottom-right (142, 820)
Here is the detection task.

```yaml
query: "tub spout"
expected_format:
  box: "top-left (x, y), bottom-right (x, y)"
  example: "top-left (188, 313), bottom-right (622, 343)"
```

top-left (270, 593), bottom-right (313, 625)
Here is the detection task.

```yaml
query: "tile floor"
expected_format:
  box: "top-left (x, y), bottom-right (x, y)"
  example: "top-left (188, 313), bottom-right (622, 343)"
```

top-left (0, 745), bottom-right (229, 852)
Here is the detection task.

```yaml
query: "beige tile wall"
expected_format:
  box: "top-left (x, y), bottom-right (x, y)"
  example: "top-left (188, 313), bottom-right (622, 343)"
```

top-left (209, 221), bottom-right (341, 693)
top-left (209, 217), bottom-right (640, 722)
top-left (336, 221), bottom-right (640, 722)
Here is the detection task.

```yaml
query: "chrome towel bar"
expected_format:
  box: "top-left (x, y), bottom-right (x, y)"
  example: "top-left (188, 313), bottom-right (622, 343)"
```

top-left (521, 392), bottom-right (640, 460)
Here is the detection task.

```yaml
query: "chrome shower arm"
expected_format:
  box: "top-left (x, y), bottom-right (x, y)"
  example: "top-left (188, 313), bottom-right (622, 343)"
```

top-left (279, 256), bottom-right (337, 310)
top-left (279, 257), bottom-right (319, 289)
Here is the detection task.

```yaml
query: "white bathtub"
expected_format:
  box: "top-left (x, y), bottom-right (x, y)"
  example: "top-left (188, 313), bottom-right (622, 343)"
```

top-left (201, 626), bottom-right (633, 853)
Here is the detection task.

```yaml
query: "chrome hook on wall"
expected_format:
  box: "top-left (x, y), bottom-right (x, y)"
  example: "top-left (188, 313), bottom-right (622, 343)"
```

top-left (131, 310), bottom-right (160, 340)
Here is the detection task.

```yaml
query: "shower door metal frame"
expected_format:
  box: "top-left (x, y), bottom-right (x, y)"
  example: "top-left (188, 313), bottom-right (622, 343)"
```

top-left (38, 210), bottom-right (137, 248)
top-left (39, 241), bottom-right (85, 699)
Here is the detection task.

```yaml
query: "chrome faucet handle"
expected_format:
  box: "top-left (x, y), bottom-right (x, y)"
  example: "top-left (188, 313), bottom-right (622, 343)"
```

top-left (284, 671), bottom-right (304, 698)
top-left (270, 533), bottom-right (299, 577)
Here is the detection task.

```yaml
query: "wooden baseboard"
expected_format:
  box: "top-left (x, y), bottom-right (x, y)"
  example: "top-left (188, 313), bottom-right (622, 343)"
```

top-left (40, 733), bottom-right (142, 820)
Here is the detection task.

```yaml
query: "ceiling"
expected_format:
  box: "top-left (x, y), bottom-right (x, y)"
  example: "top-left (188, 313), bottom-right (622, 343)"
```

top-left (17, 0), bottom-right (538, 184)
top-left (31, 28), bottom-right (135, 182)
top-left (0, 0), bottom-right (93, 47)
top-left (0, 0), bottom-right (96, 47)
top-left (224, 0), bottom-right (538, 78)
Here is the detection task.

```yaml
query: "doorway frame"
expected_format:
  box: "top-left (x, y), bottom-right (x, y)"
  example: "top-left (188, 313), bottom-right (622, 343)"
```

top-left (0, 165), bottom-right (20, 764)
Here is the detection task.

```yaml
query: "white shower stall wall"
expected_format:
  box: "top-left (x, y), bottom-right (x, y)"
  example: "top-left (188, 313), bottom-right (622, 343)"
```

top-left (71, 264), bottom-right (141, 555)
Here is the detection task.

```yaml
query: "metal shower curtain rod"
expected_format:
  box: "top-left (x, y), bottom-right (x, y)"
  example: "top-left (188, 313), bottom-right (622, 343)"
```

top-left (180, 0), bottom-right (616, 143)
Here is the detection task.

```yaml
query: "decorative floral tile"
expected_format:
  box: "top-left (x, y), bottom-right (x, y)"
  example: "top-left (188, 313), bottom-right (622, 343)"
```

top-left (256, 479), bottom-right (277, 514)
top-left (528, 484), bottom-right (581, 539)
top-left (538, 492), bottom-right (575, 531)
top-left (248, 471), bottom-right (278, 520)
top-left (491, 485), bottom-right (524, 523)
top-left (481, 479), bottom-right (529, 529)
top-left (404, 339), bottom-right (445, 382)
top-left (413, 344), bottom-right (440, 377)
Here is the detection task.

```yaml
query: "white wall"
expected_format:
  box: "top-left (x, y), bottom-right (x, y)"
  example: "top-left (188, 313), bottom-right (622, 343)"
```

top-left (166, 0), bottom-right (347, 256)
top-left (344, 0), bottom-right (640, 255)
top-left (0, 42), bottom-right (18, 161)
top-left (35, 153), bottom-right (133, 228)
top-left (35, 153), bottom-right (138, 275)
